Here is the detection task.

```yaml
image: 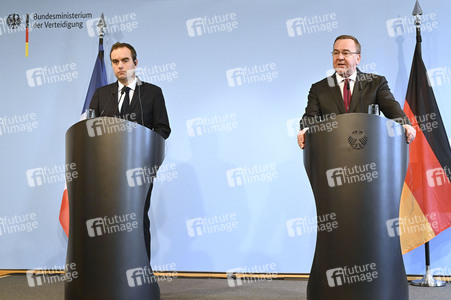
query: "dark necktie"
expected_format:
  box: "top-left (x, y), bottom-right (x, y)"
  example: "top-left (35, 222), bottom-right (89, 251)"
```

top-left (120, 87), bottom-right (131, 117)
top-left (343, 79), bottom-right (351, 113)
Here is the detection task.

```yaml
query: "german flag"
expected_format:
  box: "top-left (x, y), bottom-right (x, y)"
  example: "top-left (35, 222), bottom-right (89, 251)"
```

top-left (399, 35), bottom-right (451, 254)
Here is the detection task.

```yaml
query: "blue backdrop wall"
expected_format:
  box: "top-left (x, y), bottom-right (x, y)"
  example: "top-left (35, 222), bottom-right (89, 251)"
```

top-left (1, 0), bottom-right (450, 275)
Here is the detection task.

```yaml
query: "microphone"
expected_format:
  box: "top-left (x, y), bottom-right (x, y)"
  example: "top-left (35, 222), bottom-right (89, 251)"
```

top-left (136, 76), bottom-right (144, 125)
top-left (100, 86), bottom-right (119, 117)
top-left (358, 80), bottom-right (364, 113)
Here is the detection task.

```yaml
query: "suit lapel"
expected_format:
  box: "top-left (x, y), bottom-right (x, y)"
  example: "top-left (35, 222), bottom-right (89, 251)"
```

top-left (349, 70), bottom-right (367, 113)
top-left (328, 74), bottom-right (346, 114)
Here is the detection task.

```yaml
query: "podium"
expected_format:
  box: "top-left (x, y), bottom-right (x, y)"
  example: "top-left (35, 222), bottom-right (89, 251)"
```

top-left (64, 117), bottom-right (165, 300)
top-left (303, 114), bottom-right (409, 300)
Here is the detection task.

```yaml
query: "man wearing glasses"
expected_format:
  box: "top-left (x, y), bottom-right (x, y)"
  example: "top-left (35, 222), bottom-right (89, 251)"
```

top-left (297, 35), bottom-right (416, 149)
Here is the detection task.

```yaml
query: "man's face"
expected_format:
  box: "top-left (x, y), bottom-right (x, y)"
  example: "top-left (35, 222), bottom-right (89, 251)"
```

top-left (332, 39), bottom-right (361, 77)
top-left (111, 47), bottom-right (137, 85)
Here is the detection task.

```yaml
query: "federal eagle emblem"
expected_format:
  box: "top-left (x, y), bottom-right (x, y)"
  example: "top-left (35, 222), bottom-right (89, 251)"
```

top-left (348, 130), bottom-right (368, 150)
top-left (7, 14), bottom-right (21, 29)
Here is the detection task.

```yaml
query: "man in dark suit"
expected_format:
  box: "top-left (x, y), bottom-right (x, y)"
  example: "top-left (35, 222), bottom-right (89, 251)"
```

top-left (89, 42), bottom-right (171, 260)
top-left (297, 35), bottom-right (415, 149)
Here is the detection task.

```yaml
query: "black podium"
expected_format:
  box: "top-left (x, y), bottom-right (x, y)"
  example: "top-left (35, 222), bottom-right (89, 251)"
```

top-left (64, 117), bottom-right (165, 300)
top-left (303, 114), bottom-right (409, 300)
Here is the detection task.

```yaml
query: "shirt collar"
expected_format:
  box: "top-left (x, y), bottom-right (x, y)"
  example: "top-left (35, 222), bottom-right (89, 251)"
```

top-left (117, 78), bottom-right (137, 92)
top-left (336, 71), bottom-right (357, 83)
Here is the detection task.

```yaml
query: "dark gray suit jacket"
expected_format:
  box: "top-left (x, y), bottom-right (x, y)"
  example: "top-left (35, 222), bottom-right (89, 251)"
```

top-left (89, 81), bottom-right (171, 139)
top-left (302, 69), bottom-right (409, 127)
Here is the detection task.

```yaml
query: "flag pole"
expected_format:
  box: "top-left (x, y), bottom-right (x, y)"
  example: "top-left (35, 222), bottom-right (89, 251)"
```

top-left (409, 1), bottom-right (445, 287)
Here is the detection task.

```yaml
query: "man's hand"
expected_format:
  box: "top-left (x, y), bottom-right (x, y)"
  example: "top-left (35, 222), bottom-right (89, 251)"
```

top-left (297, 128), bottom-right (309, 149)
top-left (403, 124), bottom-right (416, 144)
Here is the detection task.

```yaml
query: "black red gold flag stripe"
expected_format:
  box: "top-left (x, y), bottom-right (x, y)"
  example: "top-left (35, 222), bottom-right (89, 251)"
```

top-left (400, 40), bottom-right (451, 254)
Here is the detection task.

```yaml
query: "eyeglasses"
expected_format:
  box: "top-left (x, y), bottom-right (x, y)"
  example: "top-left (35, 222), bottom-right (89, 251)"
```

top-left (331, 50), bottom-right (360, 57)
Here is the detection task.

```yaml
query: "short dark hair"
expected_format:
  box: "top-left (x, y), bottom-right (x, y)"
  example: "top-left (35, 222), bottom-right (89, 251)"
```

top-left (334, 35), bottom-right (361, 53)
top-left (110, 42), bottom-right (137, 62)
